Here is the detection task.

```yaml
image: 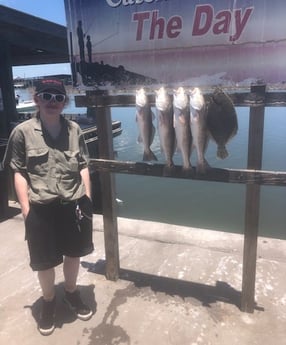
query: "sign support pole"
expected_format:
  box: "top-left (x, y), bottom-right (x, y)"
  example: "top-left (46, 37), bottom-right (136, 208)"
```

top-left (88, 91), bottom-right (120, 281)
top-left (241, 84), bottom-right (266, 312)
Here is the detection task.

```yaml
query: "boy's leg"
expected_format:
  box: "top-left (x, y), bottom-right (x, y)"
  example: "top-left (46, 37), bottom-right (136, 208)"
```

top-left (37, 268), bottom-right (56, 335)
top-left (38, 268), bottom-right (56, 300)
top-left (63, 256), bottom-right (80, 293)
top-left (63, 256), bottom-right (92, 321)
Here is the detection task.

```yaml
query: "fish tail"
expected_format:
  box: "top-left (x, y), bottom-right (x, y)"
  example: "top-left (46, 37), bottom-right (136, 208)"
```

top-left (196, 159), bottom-right (210, 174)
top-left (181, 164), bottom-right (193, 177)
top-left (217, 145), bottom-right (228, 159)
top-left (143, 149), bottom-right (158, 162)
top-left (163, 162), bottom-right (175, 177)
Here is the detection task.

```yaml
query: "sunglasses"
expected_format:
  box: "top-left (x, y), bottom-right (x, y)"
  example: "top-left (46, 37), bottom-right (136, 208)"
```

top-left (37, 92), bottom-right (66, 103)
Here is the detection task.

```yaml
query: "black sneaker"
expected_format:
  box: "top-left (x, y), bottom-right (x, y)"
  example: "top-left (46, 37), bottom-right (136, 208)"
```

top-left (38, 297), bottom-right (56, 336)
top-left (64, 290), bottom-right (93, 321)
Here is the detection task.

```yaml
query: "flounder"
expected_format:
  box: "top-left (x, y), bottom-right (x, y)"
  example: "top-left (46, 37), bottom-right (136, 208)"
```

top-left (206, 88), bottom-right (238, 159)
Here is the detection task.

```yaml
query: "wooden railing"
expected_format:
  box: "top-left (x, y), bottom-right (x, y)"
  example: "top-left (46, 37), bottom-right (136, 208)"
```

top-left (75, 84), bottom-right (286, 313)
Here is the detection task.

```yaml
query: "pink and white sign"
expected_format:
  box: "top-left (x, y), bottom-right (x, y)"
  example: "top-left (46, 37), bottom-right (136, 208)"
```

top-left (64, 0), bottom-right (286, 89)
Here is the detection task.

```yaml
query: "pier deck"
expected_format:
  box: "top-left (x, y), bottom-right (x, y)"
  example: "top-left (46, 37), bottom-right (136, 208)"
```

top-left (1, 205), bottom-right (285, 345)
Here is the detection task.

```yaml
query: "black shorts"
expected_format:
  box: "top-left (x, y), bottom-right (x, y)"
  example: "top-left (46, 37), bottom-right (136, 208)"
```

top-left (25, 195), bottom-right (94, 271)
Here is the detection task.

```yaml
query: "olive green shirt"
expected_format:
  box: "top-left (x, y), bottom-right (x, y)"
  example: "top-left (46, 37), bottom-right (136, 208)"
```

top-left (3, 116), bottom-right (89, 204)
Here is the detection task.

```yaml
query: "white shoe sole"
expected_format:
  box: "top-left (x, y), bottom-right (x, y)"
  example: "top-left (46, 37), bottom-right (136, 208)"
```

top-left (38, 324), bottom-right (55, 336)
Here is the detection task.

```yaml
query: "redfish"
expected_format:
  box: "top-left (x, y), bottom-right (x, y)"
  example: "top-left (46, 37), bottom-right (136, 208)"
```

top-left (155, 87), bottom-right (175, 175)
top-left (173, 87), bottom-right (192, 173)
top-left (135, 88), bottom-right (157, 161)
top-left (189, 87), bottom-right (210, 174)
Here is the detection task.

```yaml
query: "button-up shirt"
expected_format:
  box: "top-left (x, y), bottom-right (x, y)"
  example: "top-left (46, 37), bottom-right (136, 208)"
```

top-left (3, 116), bottom-right (89, 204)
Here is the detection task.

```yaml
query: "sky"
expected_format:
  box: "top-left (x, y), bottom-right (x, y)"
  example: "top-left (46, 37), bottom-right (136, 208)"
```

top-left (0, 0), bottom-right (71, 78)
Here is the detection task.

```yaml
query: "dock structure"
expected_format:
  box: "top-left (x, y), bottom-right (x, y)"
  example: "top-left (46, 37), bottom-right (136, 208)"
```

top-left (0, 5), bottom-right (69, 139)
top-left (73, 84), bottom-right (286, 313)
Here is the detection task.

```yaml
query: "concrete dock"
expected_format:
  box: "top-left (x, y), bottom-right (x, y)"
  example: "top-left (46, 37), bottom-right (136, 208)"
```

top-left (0, 205), bottom-right (285, 345)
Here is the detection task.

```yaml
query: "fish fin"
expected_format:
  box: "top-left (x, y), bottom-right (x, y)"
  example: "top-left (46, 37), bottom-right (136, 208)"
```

top-left (150, 124), bottom-right (156, 144)
top-left (190, 109), bottom-right (199, 122)
top-left (190, 143), bottom-right (195, 154)
top-left (181, 166), bottom-right (194, 177)
top-left (217, 145), bottom-right (228, 159)
top-left (179, 114), bottom-right (186, 124)
top-left (173, 114), bottom-right (176, 128)
top-left (175, 144), bottom-right (181, 153)
top-left (157, 113), bottom-right (162, 126)
top-left (143, 149), bottom-right (158, 161)
top-left (196, 159), bottom-right (210, 175)
top-left (163, 163), bottom-right (175, 177)
top-left (137, 134), bottom-right (143, 144)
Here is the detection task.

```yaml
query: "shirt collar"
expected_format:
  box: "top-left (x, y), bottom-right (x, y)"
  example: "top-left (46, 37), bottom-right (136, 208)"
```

top-left (33, 117), bottom-right (43, 132)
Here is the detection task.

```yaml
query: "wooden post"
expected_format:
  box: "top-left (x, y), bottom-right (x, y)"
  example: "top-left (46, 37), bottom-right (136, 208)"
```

top-left (0, 40), bottom-right (18, 138)
top-left (88, 92), bottom-right (120, 281)
top-left (241, 84), bottom-right (266, 312)
top-left (0, 167), bottom-right (9, 219)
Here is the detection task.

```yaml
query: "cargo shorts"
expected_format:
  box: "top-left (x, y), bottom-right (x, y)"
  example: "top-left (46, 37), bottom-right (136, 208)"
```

top-left (25, 195), bottom-right (94, 271)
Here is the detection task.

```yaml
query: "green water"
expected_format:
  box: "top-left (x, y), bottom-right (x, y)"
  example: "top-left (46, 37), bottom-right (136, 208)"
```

top-left (112, 107), bottom-right (286, 240)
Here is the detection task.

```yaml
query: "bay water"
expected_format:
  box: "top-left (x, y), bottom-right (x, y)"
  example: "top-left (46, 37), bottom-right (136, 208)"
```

top-left (112, 106), bottom-right (286, 240)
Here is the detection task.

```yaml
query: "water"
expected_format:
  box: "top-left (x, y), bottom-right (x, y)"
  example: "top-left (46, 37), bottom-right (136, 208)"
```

top-left (111, 106), bottom-right (286, 240)
top-left (16, 88), bottom-right (286, 239)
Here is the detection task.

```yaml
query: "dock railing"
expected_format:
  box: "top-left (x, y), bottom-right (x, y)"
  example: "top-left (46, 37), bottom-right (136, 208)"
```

top-left (78, 84), bottom-right (285, 312)
top-left (1, 84), bottom-right (284, 311)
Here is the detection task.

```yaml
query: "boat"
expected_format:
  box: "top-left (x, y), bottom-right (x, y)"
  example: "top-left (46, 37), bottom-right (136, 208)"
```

top-left (14, 83), bottom-right (25, 88)
top-left (16, 100), bottom-right (36, 113)
top-left (72, 116), bottom-right (122, 158)
top-left (63, 113), bottom-right (122, 157)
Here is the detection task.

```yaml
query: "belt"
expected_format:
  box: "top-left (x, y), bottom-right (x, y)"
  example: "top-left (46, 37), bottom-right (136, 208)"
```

top-left (56, 196), bottom-right (86, 205)
top-left (59, 199), bottom-right (74, 205)
top-left (31, 196), bottom-right (85, 206)
top-left (50, 198), bottom-right (76, 205)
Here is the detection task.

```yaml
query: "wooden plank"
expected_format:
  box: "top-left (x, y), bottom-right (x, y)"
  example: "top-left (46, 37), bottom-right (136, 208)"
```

top-left (90, 101), bottom-right (120, 281)
top-left (75, 91), bottom-right (286, 108)
top-left (241, 84), bottom-right (266, 313)
top-left (0, 39), bottom-right (18, 137)
top-left (0, 168), bottom-right (9, 219)
top-left (241, 184), bottom-right (261, 312)
top-left (89, 159), bottom-right (286, 187)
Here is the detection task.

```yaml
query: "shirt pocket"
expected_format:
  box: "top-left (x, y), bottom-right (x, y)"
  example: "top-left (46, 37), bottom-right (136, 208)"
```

top-left (63, 150), bottom-right (80, 172)
top-left (26, 148), bottom-right (49, 176)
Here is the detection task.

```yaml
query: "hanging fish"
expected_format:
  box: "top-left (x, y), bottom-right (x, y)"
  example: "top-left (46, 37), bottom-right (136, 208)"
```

top-left (155, 87), bottom-right (175, 175)
top-left (173, 87), bottom-right (192, 173)
top-left (135, 88), bottom-right (157, 161)
top-left (206, 88), bottom-right (238, 159)
top-left (189, 87), bottom-right (210, 174)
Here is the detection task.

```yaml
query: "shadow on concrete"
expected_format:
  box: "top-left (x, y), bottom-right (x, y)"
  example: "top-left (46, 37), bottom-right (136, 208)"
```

top-left (24, 282), bottom-right (97, 330)
top-left (0, 206), bottom-right (21, 223)
top-left (82, 259), bottom-right (264, 312)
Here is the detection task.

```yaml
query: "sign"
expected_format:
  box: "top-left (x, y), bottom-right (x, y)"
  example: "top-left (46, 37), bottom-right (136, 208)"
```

top-left (64, 0), bottom-right (286, 90)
